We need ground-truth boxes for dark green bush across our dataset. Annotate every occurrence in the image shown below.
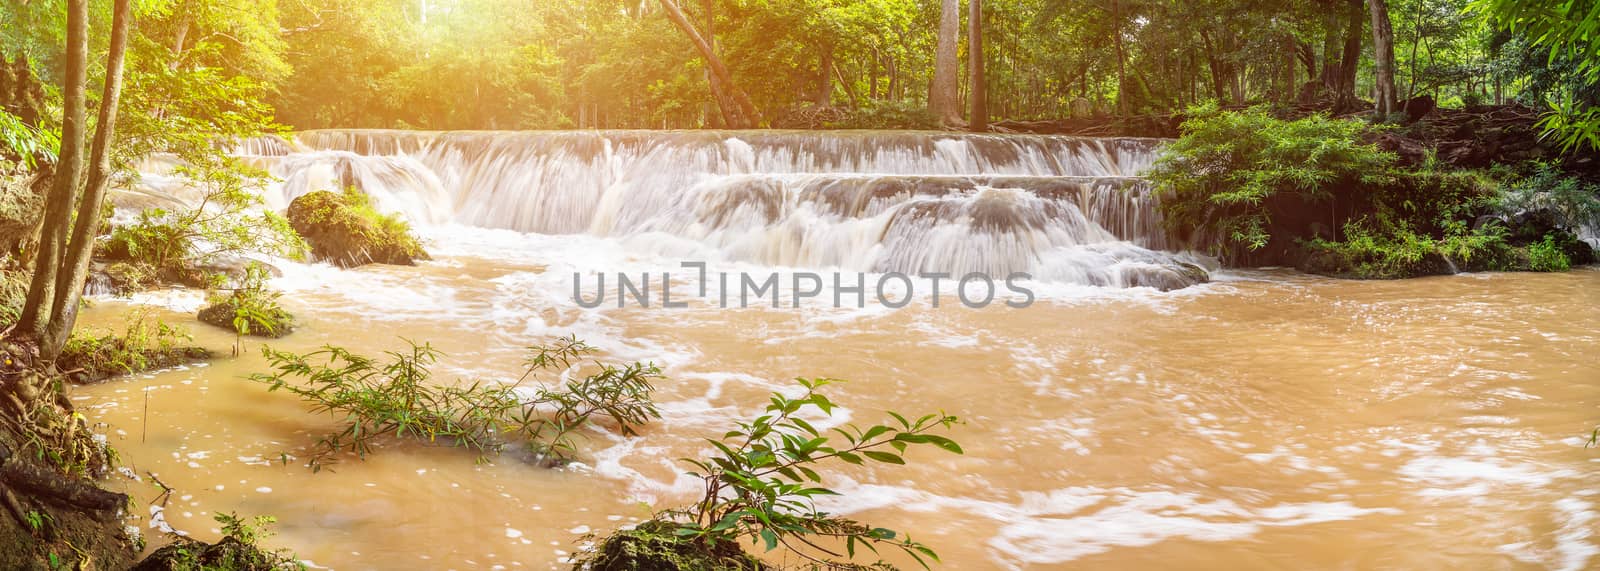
[1147,104,1396,255]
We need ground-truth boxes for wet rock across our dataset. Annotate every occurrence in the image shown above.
[129,537,283,571]
[1123,261,1210,291]
[286,189,429,268]
[197,299,294,338]
[580,520,774,571]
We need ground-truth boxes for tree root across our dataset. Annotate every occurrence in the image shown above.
[0,440,126,515]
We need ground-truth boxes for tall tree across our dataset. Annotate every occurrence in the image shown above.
[1369,0,1398,116]
[13,0,133,360]
[969,0,986,130]
[1336,0,1365,110]
[929,0,961,126]
[658,0,762,128]
[16,0,90,352]
[47,0,133,350]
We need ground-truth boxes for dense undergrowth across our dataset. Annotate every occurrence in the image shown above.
[1150,104,1598,278]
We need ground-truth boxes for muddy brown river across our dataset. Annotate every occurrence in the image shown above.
[83,130,1600,569]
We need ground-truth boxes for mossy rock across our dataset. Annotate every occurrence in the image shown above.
[580,521,772,571]
[129,537,283,571]
[286,189,429,268]
[197,300,295,338]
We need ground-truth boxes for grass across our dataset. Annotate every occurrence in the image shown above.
[56,308,212,383]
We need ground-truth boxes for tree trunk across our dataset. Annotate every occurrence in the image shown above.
[43,0,132,359]
[1337,0,1364,110]
[1320,7,1341,90]
[968,0,986,130]
[1369,0,1397,117]
[928,0,961,126]
[657,0,762,128]
[1112,0,1129,115]
[1200,29,1229,102]
[16,0,89,346]
[816,48,833,106]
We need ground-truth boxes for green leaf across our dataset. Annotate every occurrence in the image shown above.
[862,451,904,464]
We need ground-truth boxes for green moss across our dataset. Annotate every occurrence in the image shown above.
[285,189,428,268]
[578,520,770,571]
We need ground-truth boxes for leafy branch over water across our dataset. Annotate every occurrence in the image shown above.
[581,378,961,570]
[250,335,660,471]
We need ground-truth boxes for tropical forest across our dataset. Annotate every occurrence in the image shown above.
[0,0,1597,569]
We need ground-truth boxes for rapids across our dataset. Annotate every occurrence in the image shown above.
[76,130,1600,570]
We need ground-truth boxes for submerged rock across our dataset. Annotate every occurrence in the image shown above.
[579,520,772,571]
[286,189,429,268]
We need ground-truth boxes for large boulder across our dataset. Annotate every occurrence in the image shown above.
[286,190,429,268]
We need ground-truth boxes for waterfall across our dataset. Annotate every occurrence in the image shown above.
[227,130,1209,289]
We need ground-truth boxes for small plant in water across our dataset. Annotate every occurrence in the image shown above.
[200,261,295,354]
[251,335,660,471]
[151,511,305,570]
[579,378,961,570]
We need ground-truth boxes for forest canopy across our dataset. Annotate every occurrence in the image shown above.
[0,0,1596,140]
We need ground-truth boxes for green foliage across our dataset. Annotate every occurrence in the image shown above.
[102,157,305,283]
[199,262,294,360]
[825,101,942,130]
[1495,161,1600,233]
[1306,214,1508,278]
[58,308,209,381]
[250,335,661,471]
[583,378,960,570]
[577,520,770,571]
[0,109,55,169]
[24,510,47,534]
[1148,105,1396,254]
[1527,234,1573,271]
[1471,0,1600,152]
[0,268,30,324]
[155,512,305,571]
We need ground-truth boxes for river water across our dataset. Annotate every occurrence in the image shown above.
[74,131,1600,570]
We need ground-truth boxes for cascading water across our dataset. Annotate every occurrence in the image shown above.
[233,130,1210,289]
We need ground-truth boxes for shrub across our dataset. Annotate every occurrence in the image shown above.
[823,100,943,130]
[1147,104,1396,255]
[285,188,429,268]
[1304,214,1512,278]
[251,335,659,471]
[581,378,960,570]
[1494,162,1600,237]
[57,308,211,382]
[0,109,56,169]
[100,156,304,283]
[1528,235,1573,271]
[130,512,304,571]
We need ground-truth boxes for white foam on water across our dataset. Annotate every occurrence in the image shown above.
[806,481,1396,569]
